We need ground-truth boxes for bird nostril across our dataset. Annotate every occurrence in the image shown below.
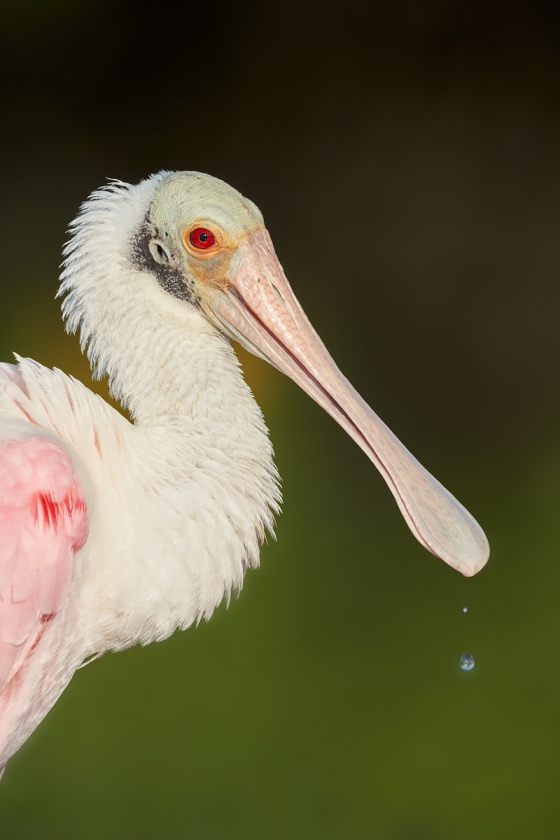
[271,283,285,303]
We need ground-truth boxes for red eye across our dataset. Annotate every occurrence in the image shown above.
[189,228,215,250]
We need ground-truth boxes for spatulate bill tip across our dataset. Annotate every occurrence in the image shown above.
[438,536,490,577]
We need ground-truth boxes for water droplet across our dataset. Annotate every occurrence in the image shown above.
[462,606,468,613]
[460,652,475,671]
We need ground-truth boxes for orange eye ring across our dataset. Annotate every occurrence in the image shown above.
[189,228,215,250]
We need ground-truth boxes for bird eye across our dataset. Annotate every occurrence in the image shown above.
[189,228,216,250]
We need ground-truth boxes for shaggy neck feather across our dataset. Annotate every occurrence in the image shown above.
[58,173,277,487]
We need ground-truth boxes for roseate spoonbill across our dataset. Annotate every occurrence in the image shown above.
[0,171,489,774]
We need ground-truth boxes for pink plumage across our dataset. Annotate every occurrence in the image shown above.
[0,437,87,688]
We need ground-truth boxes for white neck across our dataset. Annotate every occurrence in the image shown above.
[55,177,281,643]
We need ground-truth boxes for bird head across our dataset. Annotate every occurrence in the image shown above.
[62,170,489,577]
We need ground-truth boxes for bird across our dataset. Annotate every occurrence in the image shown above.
[0,171,489,775]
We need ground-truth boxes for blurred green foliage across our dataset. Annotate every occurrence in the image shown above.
[1,1,560,838]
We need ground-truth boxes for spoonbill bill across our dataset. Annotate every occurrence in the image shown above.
[0,171,489,774]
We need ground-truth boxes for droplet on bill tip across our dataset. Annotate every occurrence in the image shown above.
[460,652,475,672]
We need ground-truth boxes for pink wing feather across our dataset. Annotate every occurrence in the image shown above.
[0,436,88,690]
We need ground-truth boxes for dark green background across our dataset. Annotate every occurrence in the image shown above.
[1,2,559,837]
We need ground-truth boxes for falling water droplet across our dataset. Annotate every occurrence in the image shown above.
[462,606,468,613]
[460,652,475,671]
